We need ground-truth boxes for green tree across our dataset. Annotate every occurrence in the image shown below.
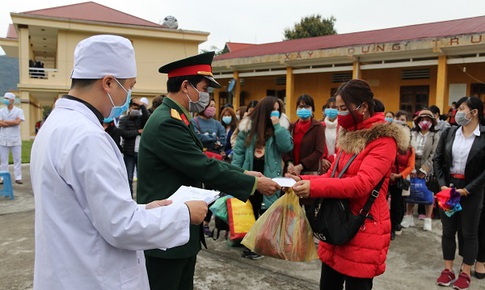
[284,15,337,40]
[200,45,225,55]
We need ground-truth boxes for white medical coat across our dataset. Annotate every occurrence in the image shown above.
[0,106,25,146]
[31,98,190,290]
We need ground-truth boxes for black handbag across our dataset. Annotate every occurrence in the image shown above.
[306,152,385,245]
[394,156,410,190]
[395,177,410,190]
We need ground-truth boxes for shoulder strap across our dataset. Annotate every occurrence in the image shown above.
[359,177,386,219]
[331,150,386,220]
[331,151,357,178]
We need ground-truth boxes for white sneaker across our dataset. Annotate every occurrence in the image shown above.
[401,215,415,228]
[423,218,432,231]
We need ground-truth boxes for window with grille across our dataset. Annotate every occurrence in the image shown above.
[400,86,429,114]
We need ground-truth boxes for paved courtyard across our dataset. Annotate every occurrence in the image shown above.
[1,164,484,289]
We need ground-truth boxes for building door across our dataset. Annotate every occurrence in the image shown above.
[471,83,485,102]
[400,86,429,115]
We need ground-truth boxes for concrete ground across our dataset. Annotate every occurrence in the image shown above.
[1,164,485,289]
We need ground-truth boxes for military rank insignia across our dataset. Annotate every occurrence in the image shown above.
[170,109,182,120]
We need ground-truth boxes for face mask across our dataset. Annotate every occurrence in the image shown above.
[222,116,232,124]
[385,117,393,123]
[455,111,473,126]
[325,108,338,119]
[203,107,216,118]
[186,83,210,113]
[104,78,131,123]
[296,108,312,119]
[337,105,363,131]
[130,109,141,117]
[3,99,10,106]
[418,120,431,131]
[270,110,280,118]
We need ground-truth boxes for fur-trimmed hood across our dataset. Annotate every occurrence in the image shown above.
[337,121,410,155]
[238,116,252,133]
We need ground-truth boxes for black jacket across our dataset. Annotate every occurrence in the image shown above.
[119,106,149,155]
[433,124,485,195]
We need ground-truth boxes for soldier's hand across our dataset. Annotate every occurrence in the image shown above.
[256,176,281,196]
[145,199,173,209]
[245,170,263,177]
[184,200,208,225]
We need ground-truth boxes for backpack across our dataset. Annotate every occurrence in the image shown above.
[306,152,385,245]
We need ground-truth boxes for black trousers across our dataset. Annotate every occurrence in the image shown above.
[440,178,483,265]
[389,184,405,230]
[145,255,197,290]
[320,263,373,290]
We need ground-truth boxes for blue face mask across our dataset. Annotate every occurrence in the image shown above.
[222,116,232,124]
[325,108,338,119]
[385,117,393,123]
[3,99,10,106]
[104,78,131,123]
[270,110,280,118]
[296,108,312,119]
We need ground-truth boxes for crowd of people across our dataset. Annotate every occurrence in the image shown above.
[29,34,485,290]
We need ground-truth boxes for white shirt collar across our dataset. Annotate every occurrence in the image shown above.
[457,124,481,137]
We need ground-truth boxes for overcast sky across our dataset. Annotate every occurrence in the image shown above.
[2,0,485,55]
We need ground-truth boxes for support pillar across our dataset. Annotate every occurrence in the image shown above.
[285,67,295,121]
[435,55,448,112]
[233,71,240,108]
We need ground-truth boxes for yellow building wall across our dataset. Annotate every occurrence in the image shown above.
[293,73,337,121]
[17,29,201,139]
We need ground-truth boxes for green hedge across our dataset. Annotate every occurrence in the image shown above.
[7,140,33,164]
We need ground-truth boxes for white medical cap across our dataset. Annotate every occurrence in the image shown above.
[71,35,137,79]
[4,92,15,100]
[140,97,149,106]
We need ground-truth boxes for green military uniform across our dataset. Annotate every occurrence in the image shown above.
[137,96,257,288]
[138,51,258,290]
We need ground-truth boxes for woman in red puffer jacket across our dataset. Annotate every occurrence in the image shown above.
[290,79,409,290]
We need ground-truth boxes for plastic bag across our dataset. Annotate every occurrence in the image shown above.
[405,177,434,205]
[227,198,255,241]
[242,189,318,262]
[209,195,233,223]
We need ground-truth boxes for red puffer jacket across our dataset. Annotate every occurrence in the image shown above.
[303,114,409,278]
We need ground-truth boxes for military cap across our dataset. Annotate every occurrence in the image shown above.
[158,51,221,88]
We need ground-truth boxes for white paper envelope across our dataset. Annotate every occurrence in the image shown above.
[272,177,296,187]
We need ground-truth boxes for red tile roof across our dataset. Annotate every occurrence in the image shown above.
[216,15,485,60]
[6,24,17,39]
[21,1,161,28]
[225,42,256,52]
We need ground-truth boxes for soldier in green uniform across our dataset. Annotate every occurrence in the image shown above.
[137,51,280,290]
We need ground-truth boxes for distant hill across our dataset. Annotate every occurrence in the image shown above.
[0,55,19,96]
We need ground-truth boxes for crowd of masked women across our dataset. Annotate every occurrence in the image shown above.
[113,79,485,290]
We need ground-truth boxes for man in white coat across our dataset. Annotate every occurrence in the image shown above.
[30,35,208,290]
[0,92,24,184]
